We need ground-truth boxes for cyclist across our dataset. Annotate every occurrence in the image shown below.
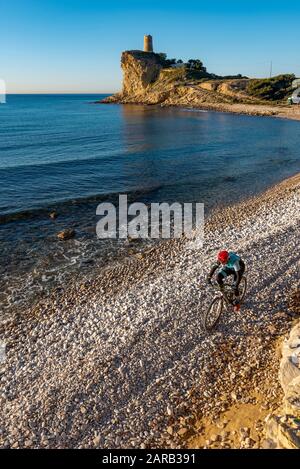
[207,250,245,312]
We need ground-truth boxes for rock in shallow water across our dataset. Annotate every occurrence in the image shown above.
[57,229,76,240]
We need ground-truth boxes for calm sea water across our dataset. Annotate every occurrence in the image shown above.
[1,94,300,317]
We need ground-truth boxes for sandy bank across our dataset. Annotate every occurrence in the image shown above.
[185,102,300,122]
[102,95,300,122]
[168,102,300,122]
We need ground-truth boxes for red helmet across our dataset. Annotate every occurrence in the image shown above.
[218,250,229,263]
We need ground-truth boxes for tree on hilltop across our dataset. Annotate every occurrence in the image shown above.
[186,59,207,72]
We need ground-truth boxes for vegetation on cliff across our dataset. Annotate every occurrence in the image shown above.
[157,53,246,81]
[247,74,295,101]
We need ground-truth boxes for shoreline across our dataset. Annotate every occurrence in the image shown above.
[0,172,299,449]
[161,100,300,122]
[3,163,299,326]
[101,97,300,122]
[2,169,299,326]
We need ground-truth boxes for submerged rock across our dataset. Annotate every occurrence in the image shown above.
[57,229,75,240]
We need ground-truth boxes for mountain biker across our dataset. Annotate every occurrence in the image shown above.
[206,250,245,312]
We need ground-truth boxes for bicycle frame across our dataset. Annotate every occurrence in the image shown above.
[203,277,247,331]
[209,282,235,306]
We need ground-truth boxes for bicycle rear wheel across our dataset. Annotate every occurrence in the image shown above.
[203,296,223,331]
[239,276,247,302]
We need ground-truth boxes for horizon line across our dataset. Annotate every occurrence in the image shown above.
[5,92,113,95]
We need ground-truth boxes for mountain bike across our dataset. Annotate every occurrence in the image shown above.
[203,276,247,332]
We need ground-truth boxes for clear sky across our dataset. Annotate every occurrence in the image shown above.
[2,0,300,93]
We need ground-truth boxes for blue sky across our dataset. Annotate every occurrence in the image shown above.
[2,0,300,93]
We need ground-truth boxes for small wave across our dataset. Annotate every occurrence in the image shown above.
[222,176,238,183]
[1,133,109,152]
[0,185,163,225]
[181,108,208,113]
[268,158,294,165]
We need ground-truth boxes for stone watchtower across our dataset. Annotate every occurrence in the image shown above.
[144,35,153,52]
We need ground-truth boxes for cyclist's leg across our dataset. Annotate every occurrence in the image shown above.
[232,262,246,311]
[240,260,245,277]
[233,271,239,296]
[231,271,241,310]
[234,261,245,296]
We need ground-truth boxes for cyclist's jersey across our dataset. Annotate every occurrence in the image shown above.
[224,252,242,272]
[209,252,243,278]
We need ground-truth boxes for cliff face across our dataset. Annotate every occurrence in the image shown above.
[121,51,162,96]
[102,50,173,104]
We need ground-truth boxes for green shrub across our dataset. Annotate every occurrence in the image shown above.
[186,69,212,80]
[186,59,206,72]
[247,74,295,101]
[157,53,182,68]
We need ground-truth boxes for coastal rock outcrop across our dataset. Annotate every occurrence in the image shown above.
[121,51,162,96]
[57,228,76,240]
[102,51,164,104]
[100,51,258,108]
[102,50,226,106]
[264,318,300,449]
[100,50,300,120]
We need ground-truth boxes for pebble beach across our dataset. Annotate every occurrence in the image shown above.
[0,172,299,449]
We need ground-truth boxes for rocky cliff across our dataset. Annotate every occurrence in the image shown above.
[102,50,238,106]
[101,51,288,118]
[102,50,179,105]
[265,310,300,449]
[100,50,300,120]
[121,51,162,97]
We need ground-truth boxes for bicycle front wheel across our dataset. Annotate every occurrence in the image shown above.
[203,296,223,331]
